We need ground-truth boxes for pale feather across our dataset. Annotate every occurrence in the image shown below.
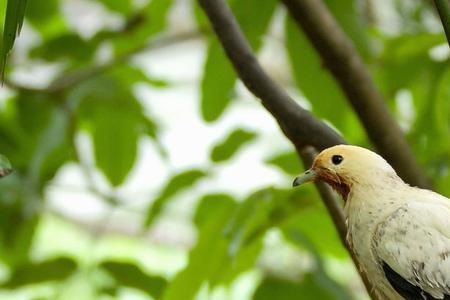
[373,189,450,299]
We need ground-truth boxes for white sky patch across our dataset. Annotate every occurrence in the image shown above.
[429,43,450,62]
[395,89,415,131]
[62,0,124,39]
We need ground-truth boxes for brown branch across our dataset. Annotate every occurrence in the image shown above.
[197,0,345,154]
[197,0,376,297]
[299,146,379,300]
[281,0,430,189]
[434,0,450,48]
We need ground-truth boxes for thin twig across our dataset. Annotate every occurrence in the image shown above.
[434,0,450,47]
[281,0,430,189]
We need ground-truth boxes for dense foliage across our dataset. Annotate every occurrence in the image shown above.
[0,0,448,299]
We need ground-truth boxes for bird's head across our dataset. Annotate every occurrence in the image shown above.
[293,145,397,199]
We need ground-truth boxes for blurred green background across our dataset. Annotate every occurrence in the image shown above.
[0,0,448,299]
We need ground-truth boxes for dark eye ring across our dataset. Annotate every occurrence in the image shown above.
[332,155,343,165]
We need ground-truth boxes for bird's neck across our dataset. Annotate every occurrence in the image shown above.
[344,177,407,224]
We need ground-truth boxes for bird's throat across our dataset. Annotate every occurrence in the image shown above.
[318,172,351,200]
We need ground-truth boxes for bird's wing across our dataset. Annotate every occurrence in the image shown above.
[374,201,450,300]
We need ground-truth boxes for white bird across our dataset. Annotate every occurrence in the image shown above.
[293,145,450,300]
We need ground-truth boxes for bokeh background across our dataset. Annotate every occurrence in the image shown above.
[0,0,448,299]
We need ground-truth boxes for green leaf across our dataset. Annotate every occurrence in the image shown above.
[254,230,353,300]
[25,0,65,37]
[193,193,235,227]
[25,0,58,24]
[1,0,28,78]
[90,103,138,186]
[200,0,277,122]
[226,187,316,252]
[162,194,236,300]
[285,17,349,129]
[0,201,39,266]
[375,33,445,97]
[210,128,256,162]
[99,0,133,15]
[145,169,208,227]
[282,229,353,300]
[100,260,167,298]
[282,204,347,258]
[409,64,450,193]
[76,76,153,186]
[30,34,96,63]
[253,276,338,300]
[2,257,77,288]
[324,0,370,59]
[200,42,235,122]
[112,0,174,55]
[108,65,170,89]
[265,151,301,175]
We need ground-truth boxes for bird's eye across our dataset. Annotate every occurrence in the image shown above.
[331,155,343,165]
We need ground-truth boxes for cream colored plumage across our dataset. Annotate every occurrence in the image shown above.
[293,145,450,300]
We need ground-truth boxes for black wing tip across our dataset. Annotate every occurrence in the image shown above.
[382,261,450,300]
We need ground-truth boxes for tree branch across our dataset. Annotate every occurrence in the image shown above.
[197,0,344,154]
[281,0,430,189]
[434,0,450,47]
[197,0,377,297]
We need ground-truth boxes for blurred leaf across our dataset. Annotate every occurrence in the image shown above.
[29,109,71,189]
[201,42,236,122]
[25,0,57,24]
[112,0,173,54]
[226,187,316,254]
[253,276,337,300]
[145,169,208,227]
[409,64,450,192]
[375,33,445,97]
[285,17,349,128]
[76,76,154,186]
[210,128,256,162]
[99,0,133,15]
[265,151,301,175]
[282,204,347,258]
[90,103,138,186]
[100,260,167,298]
[192,0,212,29]
[30,34,96,63]
[162,194,236,300]
[1,0,27,77]
[283,229,353,300]
[194,193,235,226]
[0,202,39,266]
[254,229,352,300]
[25,0,66,37]
[324,0,370,59]
[0,92,70,188]
[2,257,77,288]
[200,0,277,122]
[109,64,170,88]
[193,194,263,288]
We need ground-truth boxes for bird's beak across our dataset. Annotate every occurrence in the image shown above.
[293,169,317,187]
